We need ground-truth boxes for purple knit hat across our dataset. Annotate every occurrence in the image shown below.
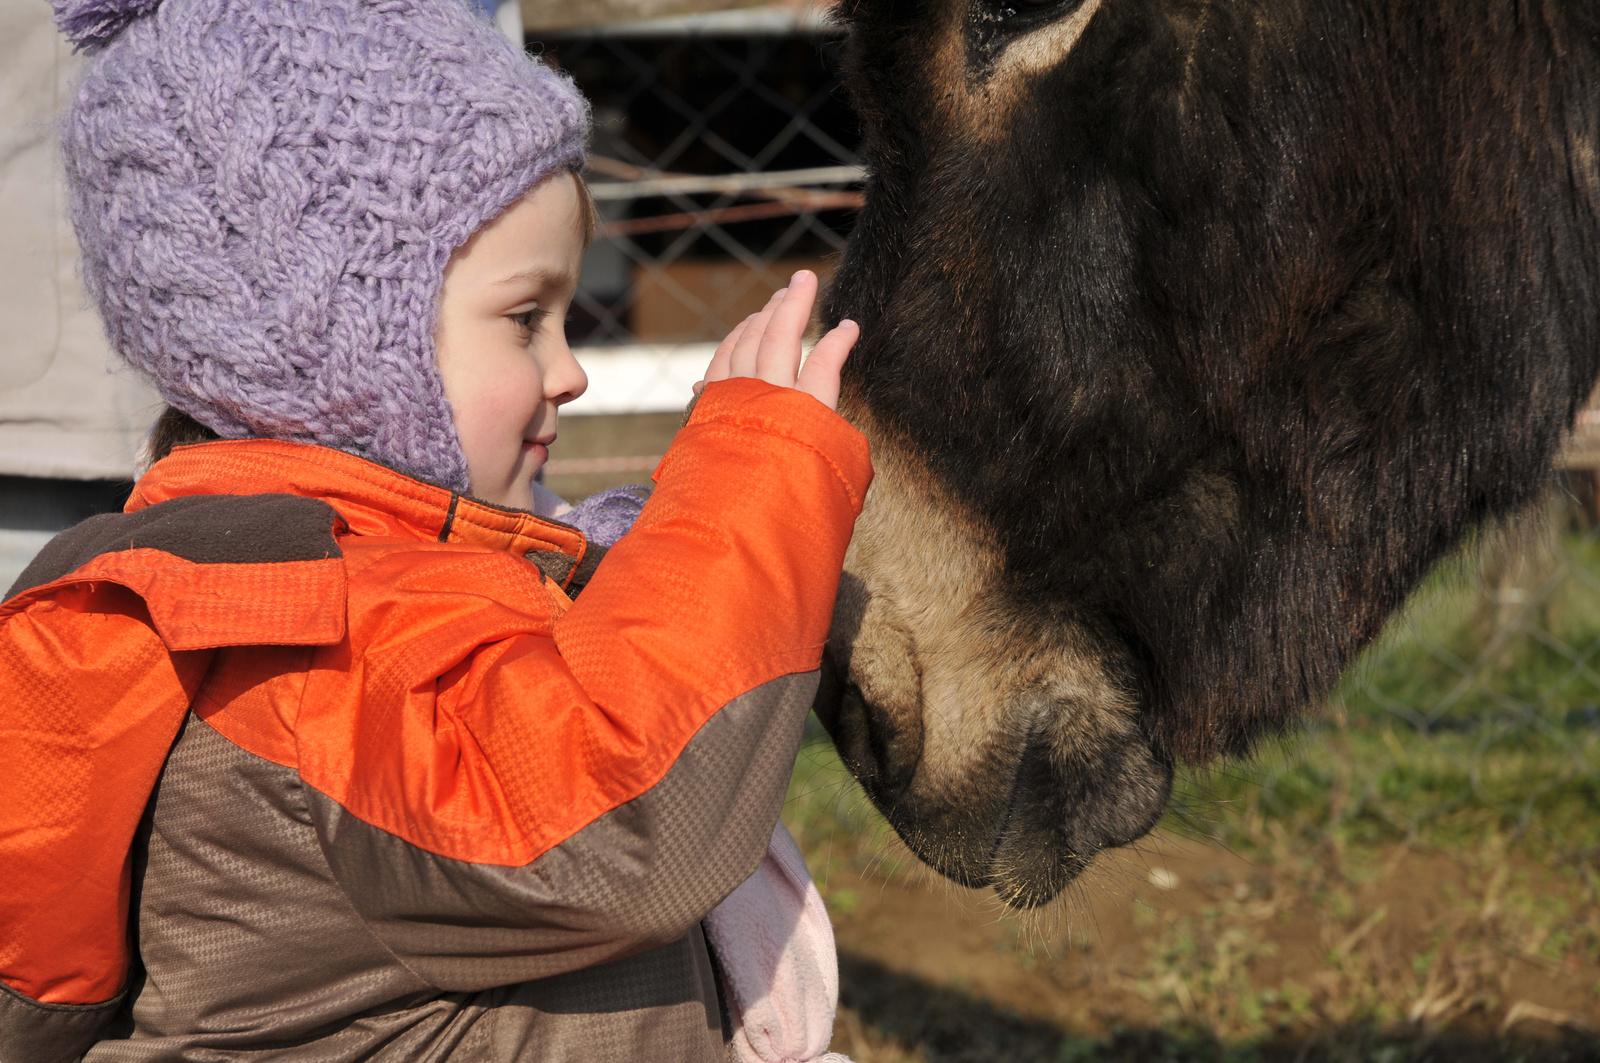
[52,0,590,491]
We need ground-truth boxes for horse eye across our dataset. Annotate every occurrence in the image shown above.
[989,0,1084,20]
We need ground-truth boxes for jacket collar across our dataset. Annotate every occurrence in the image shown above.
[128,439,588,563]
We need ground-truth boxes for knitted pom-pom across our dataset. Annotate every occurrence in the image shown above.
[51,0,162,49]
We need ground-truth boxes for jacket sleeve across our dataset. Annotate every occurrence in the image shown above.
[0,581,213,1051]
[307,379,872,992]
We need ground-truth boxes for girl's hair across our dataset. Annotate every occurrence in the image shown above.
[146,167,598,470]
[573,171,599,245]
[146,406,221,466]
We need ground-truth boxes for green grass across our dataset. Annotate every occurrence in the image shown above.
[1168,721,1600,860]
[789,507,1600,1061]
[790,525,1600,868]
[1172,523,1600,861]
[1341,528,1600,728]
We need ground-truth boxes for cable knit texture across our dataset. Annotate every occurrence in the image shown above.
[563,485,651,548]
[53,0,589,491]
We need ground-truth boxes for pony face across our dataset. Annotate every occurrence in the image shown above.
[819,0,1600,905]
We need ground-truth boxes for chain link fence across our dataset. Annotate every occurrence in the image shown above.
[1183,468,1600,858]
[1343,477,1600,736]
[533,8,860,494]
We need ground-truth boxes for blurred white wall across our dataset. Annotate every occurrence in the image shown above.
[0,2,159,481]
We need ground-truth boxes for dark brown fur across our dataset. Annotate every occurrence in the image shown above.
[817,0,1600,904]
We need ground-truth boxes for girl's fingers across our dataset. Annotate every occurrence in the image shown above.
[730,288,786,378]
[794,319,859,412]
[700,279,851,409]
[701,314,751,386]
[755,270,818,388]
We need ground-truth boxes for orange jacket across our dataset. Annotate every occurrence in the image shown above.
[0,379,870,1061]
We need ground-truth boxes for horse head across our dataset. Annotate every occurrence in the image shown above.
[818,0,1600,906]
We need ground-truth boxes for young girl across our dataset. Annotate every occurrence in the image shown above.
[0,0,868,1060]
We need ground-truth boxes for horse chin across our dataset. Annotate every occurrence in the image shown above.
[818,650,1173,908]
[817,422,1174,907]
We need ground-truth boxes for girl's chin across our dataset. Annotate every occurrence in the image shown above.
[470,450,549,510]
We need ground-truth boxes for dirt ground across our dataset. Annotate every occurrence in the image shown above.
[814,831,1599,1062]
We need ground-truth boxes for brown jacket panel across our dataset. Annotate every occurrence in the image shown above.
[0,981,123,1063]
[483,925,724,1061]
[315,671,816,990]
[85,716,433,1057]
[80,684,805,1059]
[7,492,344,599]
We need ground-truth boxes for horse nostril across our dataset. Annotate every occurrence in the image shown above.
[987,719,1174,907]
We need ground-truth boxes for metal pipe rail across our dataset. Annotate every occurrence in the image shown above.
[586,163,865,201]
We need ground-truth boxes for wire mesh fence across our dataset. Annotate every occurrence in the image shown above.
[1342,481,1600,737]
[536,10,859,429]
[1163,471,1600,861]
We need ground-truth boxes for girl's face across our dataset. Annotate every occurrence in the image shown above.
[434,174,589,510]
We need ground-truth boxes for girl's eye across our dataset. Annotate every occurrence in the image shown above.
[511,307,551,334]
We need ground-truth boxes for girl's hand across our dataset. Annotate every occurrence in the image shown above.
[696,270,858,412]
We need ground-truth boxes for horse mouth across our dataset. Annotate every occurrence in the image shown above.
[816,413,1175,905]
[820,658,1173,908]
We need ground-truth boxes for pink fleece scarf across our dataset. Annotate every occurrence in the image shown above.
[705,823,856,1063]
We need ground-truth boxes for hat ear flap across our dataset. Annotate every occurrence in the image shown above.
[51,0,164,50]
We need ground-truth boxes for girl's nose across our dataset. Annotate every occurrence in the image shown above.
[543,335,588,406]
